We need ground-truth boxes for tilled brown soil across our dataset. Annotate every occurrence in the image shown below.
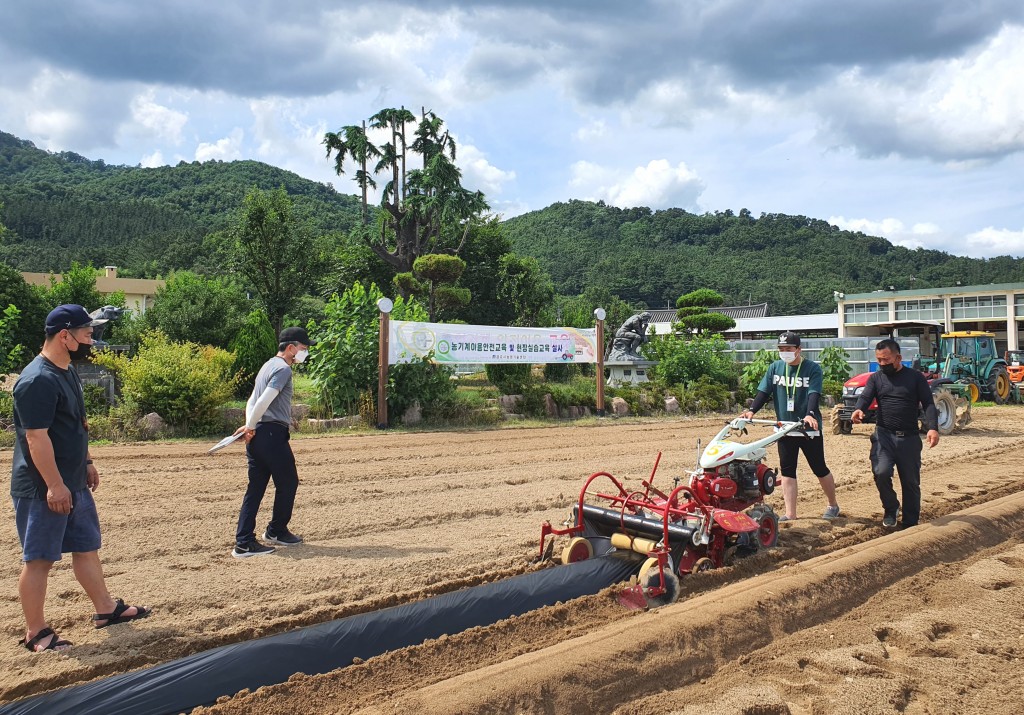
[1,407,1023,713]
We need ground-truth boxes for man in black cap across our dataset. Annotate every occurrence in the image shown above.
[231,326,314,558]
[740,331,841,522]
[11,305,151,652]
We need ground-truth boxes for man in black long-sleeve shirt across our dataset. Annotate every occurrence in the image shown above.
[852,338,939,529]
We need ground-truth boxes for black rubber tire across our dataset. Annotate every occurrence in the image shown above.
[988,366,1010,405]
[931,390,957,436]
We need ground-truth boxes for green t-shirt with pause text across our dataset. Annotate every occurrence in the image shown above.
[756,358,823,425]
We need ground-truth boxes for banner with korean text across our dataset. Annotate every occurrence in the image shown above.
[388,321,600,365]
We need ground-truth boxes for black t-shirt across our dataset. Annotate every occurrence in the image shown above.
[855,366,938,433]
[10,355,89,498]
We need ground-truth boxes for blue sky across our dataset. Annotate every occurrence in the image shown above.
[2,0,1023,258]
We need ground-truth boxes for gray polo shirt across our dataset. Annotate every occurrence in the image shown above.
[247,356,293,427]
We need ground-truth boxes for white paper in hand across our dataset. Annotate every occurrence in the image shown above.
[208,432,243,454]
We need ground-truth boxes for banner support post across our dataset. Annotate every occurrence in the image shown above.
[594,308,606,416]
[376,298,394,429]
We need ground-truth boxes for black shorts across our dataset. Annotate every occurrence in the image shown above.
[776,435,830,479]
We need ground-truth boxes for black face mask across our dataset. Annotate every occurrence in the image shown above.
[66,334,92,361]
[879,363,898,376]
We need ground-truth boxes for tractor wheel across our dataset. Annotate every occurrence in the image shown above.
[988,366,1011,405]
[932,390,957,436]
[747,505,780,549]
[830,405,852,435]
[954,396,972,431]
[638,556,681,607]
[560,537,593,565]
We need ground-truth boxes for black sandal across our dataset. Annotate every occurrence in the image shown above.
[93,598,152,629]
[20,627,72,652]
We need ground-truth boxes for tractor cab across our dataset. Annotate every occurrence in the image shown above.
[936,331,1011,404]
[1005,349,1024,384]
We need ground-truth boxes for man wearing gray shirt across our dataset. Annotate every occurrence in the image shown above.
[231,327,314,558]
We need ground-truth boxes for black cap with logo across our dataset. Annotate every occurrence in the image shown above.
[777,331,801,348]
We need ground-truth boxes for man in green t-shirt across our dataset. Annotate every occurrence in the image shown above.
[740,331,841,522]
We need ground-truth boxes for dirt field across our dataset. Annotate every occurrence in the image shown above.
[1,406,1023,714]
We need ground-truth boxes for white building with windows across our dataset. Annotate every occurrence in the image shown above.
[835,282,1024,356]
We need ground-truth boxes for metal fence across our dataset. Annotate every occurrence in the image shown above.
[728,337,920,375]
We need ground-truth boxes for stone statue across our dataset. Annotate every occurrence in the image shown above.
[89,305,125,347]
[608,311,652,361]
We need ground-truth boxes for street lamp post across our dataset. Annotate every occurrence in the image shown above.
[377,298,393,429]
[594,308,606,416]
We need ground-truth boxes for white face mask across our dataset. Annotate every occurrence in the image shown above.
[293,348,309,364]
[779,350,798,364]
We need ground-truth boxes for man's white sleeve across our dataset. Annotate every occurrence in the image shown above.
[245,387,280,430]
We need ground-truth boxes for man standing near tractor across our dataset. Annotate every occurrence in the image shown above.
[740,331,841,522]
[852,338,939,530]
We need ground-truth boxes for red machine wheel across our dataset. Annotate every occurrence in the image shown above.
[560,537,594,565]
[747,506,779,549]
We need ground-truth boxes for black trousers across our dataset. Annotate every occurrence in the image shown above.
[870,427,922,526]
[235,422,299,545]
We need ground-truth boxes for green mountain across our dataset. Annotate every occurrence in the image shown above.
[501,200,1024,314]
[0,130,362,276]
[3,130,1020,316]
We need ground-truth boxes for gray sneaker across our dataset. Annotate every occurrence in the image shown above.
[823,505,841,520]
[882,514,897,528]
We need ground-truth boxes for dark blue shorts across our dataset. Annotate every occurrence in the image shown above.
[12,488,102,562]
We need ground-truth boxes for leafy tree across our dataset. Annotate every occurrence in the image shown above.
[398,253,469,321]
[322,228,394,300]
[229,308,278,396]
[818,345,852,382]
[496,254,555,327]
[307,281,451,422]
[738,348,776,400]
[0,304,24,372]
[324,108,488,274]
[456,219,516,326]
[646,333,736,387]
[485,363,533,395]
[673,288,736,335]
[93,330,238,433]
[0,261,48,364]
[45,262,106,311]
[231,186,325,335]
[145,271,248,349]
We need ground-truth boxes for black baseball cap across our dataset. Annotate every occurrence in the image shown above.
[777,331,801,348]
[45,304,108,335]
[278,326,315,346]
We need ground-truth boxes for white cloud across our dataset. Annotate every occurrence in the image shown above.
[966,226,1024,256]
[194,128,244,162]
[819,25,1024,160]
[458,143,516,195]
[24,109,81,145]
[574,119,608,142]
[570,159,705,210]
[140,149,164,167]
[829,215,929,249]
[130,90,188,145]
